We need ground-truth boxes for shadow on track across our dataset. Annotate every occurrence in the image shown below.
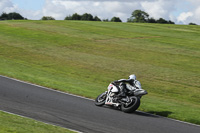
[101,105,171,118]
[147,111,173,117]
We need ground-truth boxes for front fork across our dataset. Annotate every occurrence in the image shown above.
[105,91,120,107]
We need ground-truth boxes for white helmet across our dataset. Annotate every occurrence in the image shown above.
[129,74,136,80]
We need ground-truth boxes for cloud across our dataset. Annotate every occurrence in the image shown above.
[188,6,200,24]
[41,0,67,19]
[37,0,182,22]
[55,0,155,1]
[177,12,193,24]
[39,0,141,21]
[0,0,18,13]
[190,4,200,24]
[141,0,176,20]
[176,0,200,24]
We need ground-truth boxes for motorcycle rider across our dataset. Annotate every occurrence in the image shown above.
[112,74,142,98]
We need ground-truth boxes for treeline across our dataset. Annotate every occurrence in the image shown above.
[64,13,122,22]
[64,11,173,24]
[127,10,175,24]
[40,13,122,22]
[0,12,26,20]
[0,11,198,25]
[65,13,101,21]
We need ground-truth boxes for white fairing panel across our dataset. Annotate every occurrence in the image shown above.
[107,84,113,90]
[135,81,142,89]
[107,84,119,93]
[111,85,119,93]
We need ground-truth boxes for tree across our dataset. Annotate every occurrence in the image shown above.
[94,16,101,21]
[81,13,94,21]
[111,17,122,22]
[64,13,102,21]
[103,19,109,22]
[0,12,8,20]
[156,18,168,24]
[156,18,175,24]
[168,20,175,24]
[41,16,55,20]
[71,13,81,20]
[148,17,157,23]
[0,12,24,20]
[189,22,197,25]
[64,15,72,20]
[127,17,133,23]
[131,10,149,23]
[128,10,175,24]
[8,12,24,20]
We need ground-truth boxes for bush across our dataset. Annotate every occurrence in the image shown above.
[41,16,55,20]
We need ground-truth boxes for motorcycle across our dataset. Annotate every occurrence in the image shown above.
[95,82,147,113]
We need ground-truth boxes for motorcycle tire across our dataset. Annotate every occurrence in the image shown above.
[95,92,107,106]
[121,96,140,113]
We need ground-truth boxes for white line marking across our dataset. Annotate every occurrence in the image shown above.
[0,75,199,127]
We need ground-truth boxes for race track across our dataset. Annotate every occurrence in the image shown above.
[0,75,199,133]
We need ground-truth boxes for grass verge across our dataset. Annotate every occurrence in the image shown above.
[0,111,75,133]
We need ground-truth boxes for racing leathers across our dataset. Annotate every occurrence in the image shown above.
[112,78,142,98]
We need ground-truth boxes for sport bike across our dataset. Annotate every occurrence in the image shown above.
[95,82,147,113]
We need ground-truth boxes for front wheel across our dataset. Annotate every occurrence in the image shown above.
[95,92,107,106]
[121,96,140,113]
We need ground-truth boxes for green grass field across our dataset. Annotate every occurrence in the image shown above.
[0,111,75,133]
[0,20,200,128]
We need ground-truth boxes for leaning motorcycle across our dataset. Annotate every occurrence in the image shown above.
[95,82,147,113]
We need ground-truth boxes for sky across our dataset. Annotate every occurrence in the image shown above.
[0,0,200,24]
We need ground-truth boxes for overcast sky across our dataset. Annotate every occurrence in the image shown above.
[0,0,200,24]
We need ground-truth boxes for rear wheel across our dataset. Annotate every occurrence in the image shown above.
[95,92,107,106]
[121,96,140,113]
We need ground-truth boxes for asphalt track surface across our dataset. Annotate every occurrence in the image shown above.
[0,76,199,133]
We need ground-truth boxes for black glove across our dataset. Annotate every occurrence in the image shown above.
[112,80,119,84]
